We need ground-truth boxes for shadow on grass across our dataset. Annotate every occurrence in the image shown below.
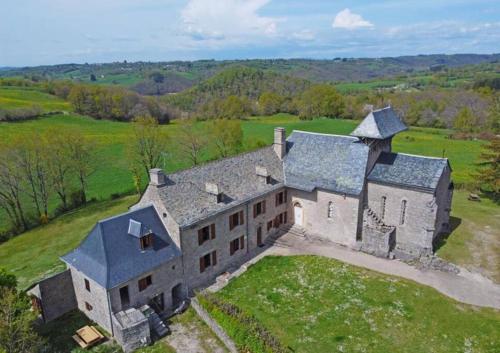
[433,216,462,252]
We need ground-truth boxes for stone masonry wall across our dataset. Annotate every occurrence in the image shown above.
[30,269,77,322]
[289,188,360,247]
[366,182,437,258]
[69,265,113,333]
[108,256,185,314]
[180,188,289,290]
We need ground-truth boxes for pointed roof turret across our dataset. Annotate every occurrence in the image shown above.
[351,106,407,139]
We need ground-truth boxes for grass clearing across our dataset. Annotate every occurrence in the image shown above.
[0,86,70,111]
[213,255,500,353]
[0,196,137,289]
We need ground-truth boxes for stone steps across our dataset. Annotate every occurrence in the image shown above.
[140,305,169,338]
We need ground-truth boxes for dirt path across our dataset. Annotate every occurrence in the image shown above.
[265,233,500,309]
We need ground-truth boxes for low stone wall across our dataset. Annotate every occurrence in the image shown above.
[361,225,395,258]
[191,297,238,353]
[28,269,77,322]
[112,308,151,353]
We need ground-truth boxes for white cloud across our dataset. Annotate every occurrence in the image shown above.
[181,0,279,42]
[332,8,373,30]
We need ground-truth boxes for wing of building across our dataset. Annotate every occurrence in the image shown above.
[29,107,453,351]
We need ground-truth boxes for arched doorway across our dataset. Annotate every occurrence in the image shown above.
[294,202,303,226]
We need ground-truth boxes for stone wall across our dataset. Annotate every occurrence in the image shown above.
[28,269,77,322]
[108,257,185,314]
[433,166,452,239]
[289,188,360,247]
[366,181,437,258]
[69,265,113,333]
[191,298,238,353]
[112,309,151,353]
[180,188,288,290]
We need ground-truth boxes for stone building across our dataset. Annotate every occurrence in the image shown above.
[29,107,453,350]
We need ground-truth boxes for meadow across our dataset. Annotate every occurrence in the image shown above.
[208,256,500,353]
[0,112,496,289]
[0,86,70,111]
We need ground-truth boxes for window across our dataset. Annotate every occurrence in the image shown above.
[274,212,288,227]
[275,190,287,206]
[229,211,244,231]
[138,275,152,292]
[253,200,266,218]
[140,234,153,250]
[327,202,334,219]
[85,302,93,311]
[229,236,245,256]
[400,200,407,225]
[267,220,273,232]
[198,224,215,245]
[120,286,130,308]
[84,278,91,292]
[380,196,386,220]
[199,251,217,273]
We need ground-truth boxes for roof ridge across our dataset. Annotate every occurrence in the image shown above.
[165,145,275,178]
[393,151,448,161]
[291,130,358,140]
[97,222,111,288]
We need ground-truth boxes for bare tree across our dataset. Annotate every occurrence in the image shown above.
[0,145,28,231]
[129,115,169,177]
[177,119,207,166]
[43,130,72,211]
[209,119,243,158]
[66,130,95,204]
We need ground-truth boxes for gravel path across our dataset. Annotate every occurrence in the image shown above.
[267,233,500,309]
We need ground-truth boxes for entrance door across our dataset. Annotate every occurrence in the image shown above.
[119,286,130,309]
[294,203,303,226]
[171,283,183,308]
[257,226,262,246]
[152,293,164,312]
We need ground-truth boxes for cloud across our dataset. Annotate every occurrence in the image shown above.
[292,29,315,41]
[332,8,373,30]
[181,0,279,42]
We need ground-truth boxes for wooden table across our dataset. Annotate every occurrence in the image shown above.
[73,325,104,349]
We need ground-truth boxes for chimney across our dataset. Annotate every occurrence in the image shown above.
[256,165,271,184]
[273,127,286,159]
[205,182,223,203]
[149,168,166,186]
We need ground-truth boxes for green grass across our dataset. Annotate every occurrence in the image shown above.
[213,256,500,353]
[0,113,496,286]
[0,196,137,289]
[0,86,70,111]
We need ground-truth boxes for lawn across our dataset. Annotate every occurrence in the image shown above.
[0,195,137,289]
[0,86,70,111]
[211,255,500,353]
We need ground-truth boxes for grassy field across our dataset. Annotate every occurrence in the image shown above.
[211,256,500,353]
[0,86,70,111]
[0,113,497,288]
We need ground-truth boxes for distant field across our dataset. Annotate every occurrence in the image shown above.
[0,86,70,111]
[211,256,500,353]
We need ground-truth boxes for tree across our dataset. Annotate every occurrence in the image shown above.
[0,269,16,289]
[66,131,95,204]
[258,92,284,115]
[209,119,243,158]
[177,119,207,166]
[219,96,252,119]
[0,144,28,231]
[0,277,44,353]
[14,136,51,223]
[129,116,168,176]
[43,130,72,211]
[487,93,500,133]
[453,107,477,132]
[297,84,344,120]
[90,74,97,82]
[476,138,500,200]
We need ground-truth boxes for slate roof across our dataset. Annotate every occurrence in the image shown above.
[283,131,370,195]
[368,152,449,191]
[61,205,181,289]
[350,107,407,139]
[156,146,283,228]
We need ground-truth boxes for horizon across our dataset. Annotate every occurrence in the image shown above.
[1,0,500,67]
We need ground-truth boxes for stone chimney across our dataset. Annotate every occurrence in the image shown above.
[149,168,166,186]
[205,182,223,203]
[273,127,286,159]
[256,165,271,184]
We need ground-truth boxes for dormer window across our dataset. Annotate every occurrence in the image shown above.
[140,233,153,250]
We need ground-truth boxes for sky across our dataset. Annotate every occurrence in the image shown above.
[1,0,499,67]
